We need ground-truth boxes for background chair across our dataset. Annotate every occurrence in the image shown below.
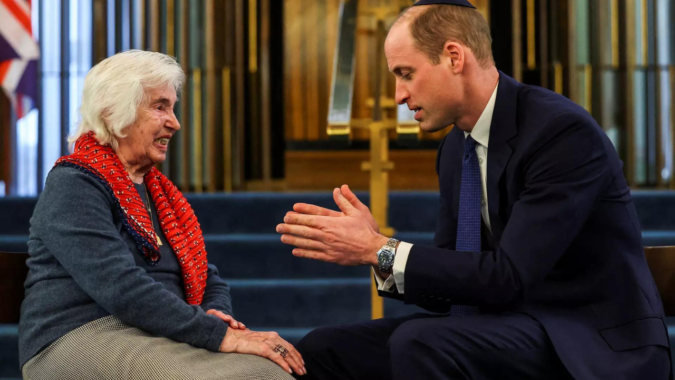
[0,251,29,324]
[645,246,675,316]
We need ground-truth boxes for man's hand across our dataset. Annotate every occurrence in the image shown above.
[277,184,388,266]
[291,185,380,233]
[220,328,306,375]
[206,309,246,330]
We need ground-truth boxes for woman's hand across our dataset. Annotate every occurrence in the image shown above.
[206,309,246,330]
[220,328,306,375]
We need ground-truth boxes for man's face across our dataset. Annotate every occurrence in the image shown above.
[385,21,461,132]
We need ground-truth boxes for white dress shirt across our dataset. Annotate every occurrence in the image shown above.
[375,82,499,294]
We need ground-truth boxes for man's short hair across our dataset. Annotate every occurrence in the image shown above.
[400,5,494,68]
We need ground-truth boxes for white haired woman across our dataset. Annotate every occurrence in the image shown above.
[19,50,304,379]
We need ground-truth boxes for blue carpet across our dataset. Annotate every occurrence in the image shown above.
[0,326,19,378]
[0,190,674,377]
[2,190,673,235]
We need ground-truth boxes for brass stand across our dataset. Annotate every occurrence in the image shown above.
[327,0,417,319]
[360,120,396,320]
[348,117,397,318]
[353,5,400,319]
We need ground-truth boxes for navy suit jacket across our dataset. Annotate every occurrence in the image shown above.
[383,72,671,378]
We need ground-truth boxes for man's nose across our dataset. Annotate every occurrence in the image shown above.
[395,82,409,105]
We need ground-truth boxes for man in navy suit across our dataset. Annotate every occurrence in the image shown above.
[276,0,671,378]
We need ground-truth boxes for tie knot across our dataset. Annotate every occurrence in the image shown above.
[464,135,477,155]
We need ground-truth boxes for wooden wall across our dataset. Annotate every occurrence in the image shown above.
[284,0,338,142]
[283,0,490,143]
[282,0,490,190]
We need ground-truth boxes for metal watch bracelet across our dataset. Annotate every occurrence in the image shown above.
[377,238,400,274]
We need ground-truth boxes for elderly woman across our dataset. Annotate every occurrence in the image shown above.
[19,50,304,379]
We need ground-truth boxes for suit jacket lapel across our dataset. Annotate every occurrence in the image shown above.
[486,72,519,244]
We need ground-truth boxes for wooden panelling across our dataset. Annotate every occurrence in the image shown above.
[284,0,307,140]
[473,0,489,25]
[285,150,440,190]
[352,12,376,141]
[322,0,340,140]
[304,0,321,140]
[283,0,479,144]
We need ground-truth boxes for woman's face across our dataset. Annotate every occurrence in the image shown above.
[116,85,180,169]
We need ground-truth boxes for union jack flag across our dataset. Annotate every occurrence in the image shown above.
[0,0,39,119]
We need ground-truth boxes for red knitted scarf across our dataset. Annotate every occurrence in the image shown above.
[55,132,208,305]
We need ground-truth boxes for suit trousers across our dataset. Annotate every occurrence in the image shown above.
[295,312,573,380]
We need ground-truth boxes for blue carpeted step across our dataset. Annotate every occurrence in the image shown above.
[182,191,675,233]
[187,192,435,234]
[2,190,674,235]
[0,236,27,253]
[190,190,675,232]
[633,191,675,231]
[229,278,426,327]
[204,234,367,279]
[0,234,366,279]
[229,278,371,326]
[0,197,35,236]
[0,325,19,378]
[3,230,675,278]
[642,231,675,246]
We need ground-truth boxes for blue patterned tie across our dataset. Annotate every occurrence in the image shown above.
[452,135,481,316]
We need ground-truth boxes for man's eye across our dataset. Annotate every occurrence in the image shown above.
[401,73,411,80]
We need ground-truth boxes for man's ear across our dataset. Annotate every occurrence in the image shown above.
[443,42,464,73]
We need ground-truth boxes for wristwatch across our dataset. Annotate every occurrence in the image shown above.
[377,238,400,274]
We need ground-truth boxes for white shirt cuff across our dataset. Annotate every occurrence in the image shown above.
[392,242,413,294]
[373,267,397,292]
[372,241,413,294]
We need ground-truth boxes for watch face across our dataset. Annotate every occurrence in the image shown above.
[378,248,394,268]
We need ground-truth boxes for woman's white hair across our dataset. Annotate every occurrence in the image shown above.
[69,50,185,149]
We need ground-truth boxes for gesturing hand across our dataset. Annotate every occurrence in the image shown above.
[206,309,246,330]
[291,184,380,233]
[277,184,388,267]
[219,328,306,376]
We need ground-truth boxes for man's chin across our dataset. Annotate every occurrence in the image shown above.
[419,120,450,133]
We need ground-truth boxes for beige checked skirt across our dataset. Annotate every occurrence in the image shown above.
[22,316,294,380]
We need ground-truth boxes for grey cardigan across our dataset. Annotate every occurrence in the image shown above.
[18,166,232,368]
